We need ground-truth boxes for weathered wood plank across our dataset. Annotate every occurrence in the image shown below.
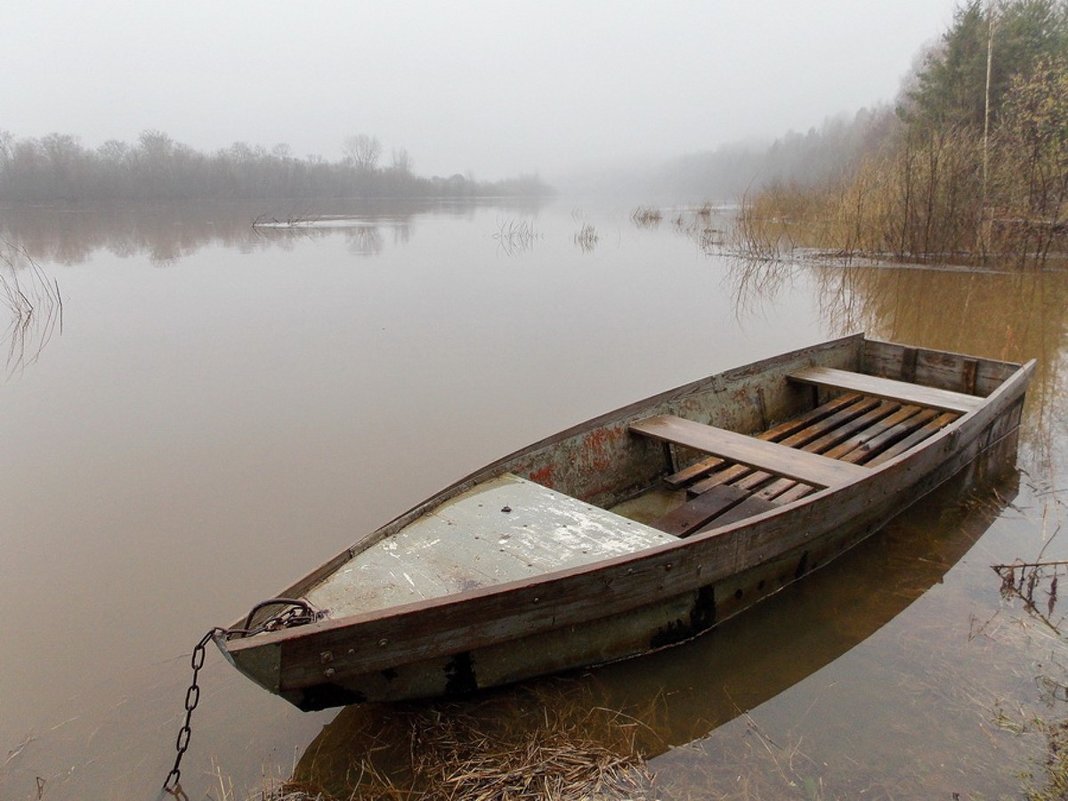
[861,339,1018,396]
[820,405,922,460]
[663,454,730,489]
[663,392,862,488]
[630,415,868,488]
[800,399,900,453]
[866,412,958,466]
[696,495,779,532]
[772,481,819,505]
[840,408,940,464]
[788,366,982,413]
[649,484,750,537]
[688,463,757,495]
[769,408,947,503]
[757,479,816,501]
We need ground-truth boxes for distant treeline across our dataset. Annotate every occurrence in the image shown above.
[563,109,890,202]
[740,0,1068,268]
[661,110,887,199]
[0,130,552,202]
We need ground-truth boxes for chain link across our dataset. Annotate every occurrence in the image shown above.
[161,599,325,797]
[162,627,223,796]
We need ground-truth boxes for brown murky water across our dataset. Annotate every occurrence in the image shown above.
[1,200,1065,800]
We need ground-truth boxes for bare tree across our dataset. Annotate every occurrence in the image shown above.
[343,133,381,171]
[391,147,413,174]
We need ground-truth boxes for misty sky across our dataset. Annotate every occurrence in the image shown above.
[4,1,962,179]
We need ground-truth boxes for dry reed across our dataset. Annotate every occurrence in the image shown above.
[282,681,659,801]
[492,218,539,256]
[0,239,63,377]
[573,223,598,252]
[631,207,662,229]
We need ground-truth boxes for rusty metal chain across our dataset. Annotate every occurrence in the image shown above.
[161,626,224,797]
[161,599,325,797]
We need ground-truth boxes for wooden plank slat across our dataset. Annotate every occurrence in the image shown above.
[800,399,900,453]
[662,392,863,488]
[649,484,749,537]
[696,495,779,532]
[866,412,958,466]
[821,405,927,461]
[840,408,939,464]
[663,455,731,489]
[757,479,817,501]
[769,409,949,505]
[753,401,907,503]
[687,462,757,495]
[788,366,982,413]
[630,415,868,488]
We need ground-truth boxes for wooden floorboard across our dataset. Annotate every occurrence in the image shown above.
[696,495,779,532]
[769,409,953,505]
[649,484,749,537]
[822,405,922,461]
[752,403,924,502]
[773,482,818,505]
[840,408,939,464]
[867,411,958,466]
[689,463,757,495]
[801,400,901,453]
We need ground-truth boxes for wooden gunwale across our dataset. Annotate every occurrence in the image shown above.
[226,352,1034,695]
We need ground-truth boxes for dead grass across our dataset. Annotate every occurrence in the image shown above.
[280,681,659,801]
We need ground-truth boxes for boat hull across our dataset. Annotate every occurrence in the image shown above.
[223,335,1032,710]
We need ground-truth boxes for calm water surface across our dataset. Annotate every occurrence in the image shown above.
[1,200,1066,800]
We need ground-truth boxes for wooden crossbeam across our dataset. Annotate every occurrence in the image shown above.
[630,415,868,489]
[788,367,981,414]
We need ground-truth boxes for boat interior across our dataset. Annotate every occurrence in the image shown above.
[300,339,1017,621]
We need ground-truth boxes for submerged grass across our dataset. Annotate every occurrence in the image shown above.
[492,218,539,256]
[573,223,599,253]
[631,207,662,229]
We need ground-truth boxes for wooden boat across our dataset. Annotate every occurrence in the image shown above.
[219,334,1034,711]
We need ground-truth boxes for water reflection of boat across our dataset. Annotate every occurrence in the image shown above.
[219,334,1033,711]
[288,470,1019,796]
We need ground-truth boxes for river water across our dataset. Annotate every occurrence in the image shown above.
[1,199,1065,800]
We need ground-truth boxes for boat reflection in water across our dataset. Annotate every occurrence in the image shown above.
[286,469,1017,799]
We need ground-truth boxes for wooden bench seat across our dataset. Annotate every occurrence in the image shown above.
[788,366,981,414]
[630,415,868,489]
